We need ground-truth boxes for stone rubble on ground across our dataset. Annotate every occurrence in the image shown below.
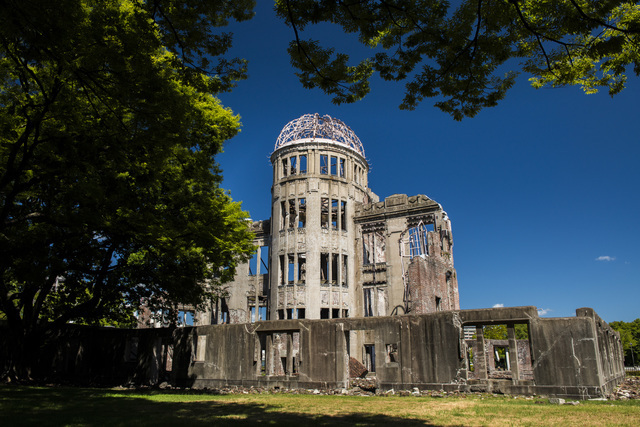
[136,376,640,400]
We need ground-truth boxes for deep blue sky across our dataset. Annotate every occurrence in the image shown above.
[216,3,639,323]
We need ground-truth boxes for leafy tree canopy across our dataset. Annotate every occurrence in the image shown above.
[276,0,640,120]
[0,0,256,379]
[610,319,640,366]
[482,323,529,340]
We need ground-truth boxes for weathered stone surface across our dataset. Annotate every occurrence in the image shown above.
[3,306,624,400]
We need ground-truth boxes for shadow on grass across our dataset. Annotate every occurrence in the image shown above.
[0,385,437,426]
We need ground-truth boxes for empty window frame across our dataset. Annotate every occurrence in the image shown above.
[280,201,286,230]
[248,251,259,276]
[342,309,349,318]
[297,254,306,283]
[288,199,296,228]
[331,199,338,228]
[297,308,306,319]
[321,198,329,228]
[435,296,442,311]
[279,255,285,286]
[298,198,306,228]
[494,346,509,371]
[407,222,434,258]
[340,200,347,231]
[250,245,268,276]
[282,158,288,178]
[341,255,348,287]
[364,344,376,372]
[320,154,328,174]
[339,158,345,177]
[332,308,340,319]
[364,287,374,317]
[320,253,329,284]
[286,308,293,319]
[362,231,386,265]
[330,254,338,284]
[250,306,267,322]
[259,245,269,273]
[330,156,337,175]
[278,309,285,320]
[299,154,307,174]
[288,254,295,284]
[289,156,297,175]
[386,343,398,363]
[177,310,194,327]
[320,308,330,319]
[220,298,229,324]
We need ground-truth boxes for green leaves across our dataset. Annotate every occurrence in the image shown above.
[0,1,255,340]
[277,0,640,120]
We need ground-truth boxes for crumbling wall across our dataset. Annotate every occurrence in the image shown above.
[1,306,623,399]
[407,256,458,314]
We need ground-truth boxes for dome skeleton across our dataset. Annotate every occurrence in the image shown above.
[274,113,365,158]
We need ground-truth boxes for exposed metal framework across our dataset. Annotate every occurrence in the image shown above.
[398,220,431,314]
[274,113,365,157]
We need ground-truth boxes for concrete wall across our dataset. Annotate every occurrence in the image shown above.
[5,306,623,399]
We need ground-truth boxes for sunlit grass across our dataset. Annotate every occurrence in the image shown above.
[1,385,639,426]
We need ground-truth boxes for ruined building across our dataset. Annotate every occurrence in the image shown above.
[11,114,622,399]
[195,113,459,326]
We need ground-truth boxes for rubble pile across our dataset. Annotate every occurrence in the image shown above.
[149,376,640,400]
[610,376,640,400]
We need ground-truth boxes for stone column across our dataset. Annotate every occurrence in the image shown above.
[507,323,520,381]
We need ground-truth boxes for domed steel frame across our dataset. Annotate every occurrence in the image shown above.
[274,113,365,157]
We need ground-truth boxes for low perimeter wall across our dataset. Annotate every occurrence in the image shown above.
[1,306,624,399]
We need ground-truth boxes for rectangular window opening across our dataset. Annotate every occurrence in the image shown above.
[220,298,229,324]
[331,253,338,284]
[297,308,306,319]
[290,156,297,175]
[259,245,269,274]
[364,344,376,372]
[341,255,348,287]
[386,343,398,363]
[278,309,285,320]
[332,308,340,319]
[320,253,329,284]
[298,198,306,228]
[320,154,328,174]
[331,199,338,229]
[299,155,307,174]
[280,201,286,231]
[287,254,295,284]
[279,255,285,286]
[248,251,259,276]
[339,158,345,177]
[340,201,347,231]
[282,158,288,177]
[436,297,442,311]
[321,198,329,228]
[288,200,296,228]
[320,308,330,319]
[494,346,510,371]
[364,288,373,317]
[297,254,306,284]
[286,308,293,319]
[330,156,337,175]
[342,309,349,318]
[177,310,195,327]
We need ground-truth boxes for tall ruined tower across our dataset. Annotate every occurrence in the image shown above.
[187,113,458,327]
[269,114,378,320]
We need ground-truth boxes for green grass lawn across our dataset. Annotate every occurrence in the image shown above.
[1,384,639,426]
